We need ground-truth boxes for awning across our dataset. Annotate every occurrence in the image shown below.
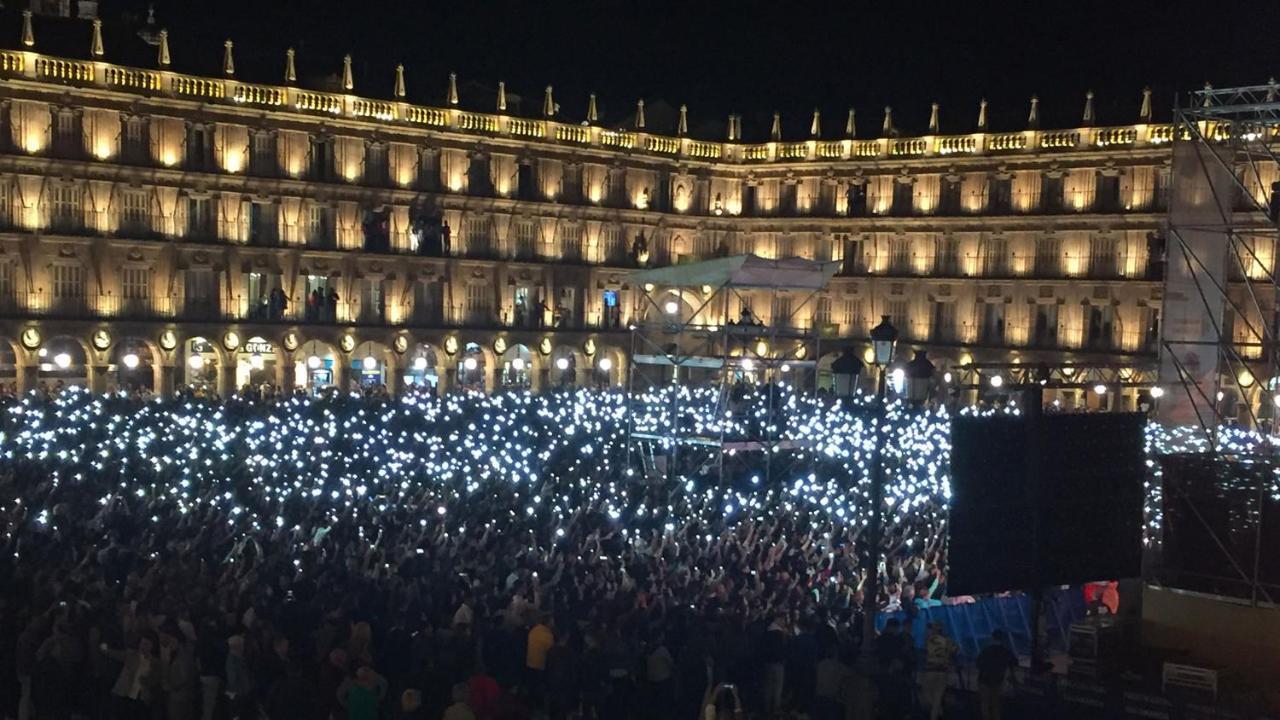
[630,254,841,290]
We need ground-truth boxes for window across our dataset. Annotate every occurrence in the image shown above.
[774,295,794,328]
[413,280,443,324]
[249,202,279,246]
[307,204,333,248]
[250,132,277,176]
[980,302,1006,345]
[939,178,961,214]
[187,196,215,239]
[365,143,389,186]
[845,184,867,217]
[49,182,81,232]
[1089,235,1119,278]
[559,222,582,262]
[1033,304,1058,347]
[891,181,914,216]
[841,235,865,275]
[935,235,961,275]
[465,218,492,257]
[742,184,759,216]
[1087,305,1115,350]
[692,234,717,260]
[359,279,385,323]
[53,109,80,158]
[0,179,10,228]
[184,269,217,318]
[119,189,149,235]
[465,283,492,324]
[185,124,213,171]
[514,220,537,260]
[889,236,912,274]
[930,301,956,342]
[887,299,910,339]
[814,296,832,327]
[780,183,798,216]
[602,225,625,264]
[0,262,13,306]
[988,176,1012,214]
[1041,175,1064,213]
[122,116,148,163]
[1095,174,1121,212]
[1141,307,1160,352]
[308,135,333,180]
[1035,236,1062,277]
[51,264,85,312]
[981,236,1010,276]
[842,298,864,335]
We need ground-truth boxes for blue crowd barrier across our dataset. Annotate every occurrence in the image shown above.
[875,588,1087,661]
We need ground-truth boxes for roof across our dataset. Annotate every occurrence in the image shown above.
[630,254,840,290]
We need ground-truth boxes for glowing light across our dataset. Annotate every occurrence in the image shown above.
[53,353,71,369]
[598,357,613,372]
[512,358,527,371]
[463,357,478,371]
[1094,384,1107,396]
[250,354,265,371]
[942,372,953,384]
[1150,386,1164,399]
[307,356,322,370]
[188,355,205,370]
[414,357,428,371]
[362,356,378,371]
[664,300,680,315]
[122,353,140,369]
[989,375,1003,388]
[555,357,570,371]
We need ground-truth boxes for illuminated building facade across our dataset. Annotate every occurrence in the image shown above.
[0,13,1272,408]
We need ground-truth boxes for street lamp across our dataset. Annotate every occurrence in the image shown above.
[869,315,899,368]
[861,314,897,671]
[905,350,936,404]
[830,346,865,398]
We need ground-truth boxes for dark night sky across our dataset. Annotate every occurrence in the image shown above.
[77,0,1280,139]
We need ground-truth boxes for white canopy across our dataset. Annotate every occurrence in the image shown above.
[630,255,840,290]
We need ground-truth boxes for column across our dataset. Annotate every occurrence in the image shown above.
[158,364,176,397]
[90,364,109,393]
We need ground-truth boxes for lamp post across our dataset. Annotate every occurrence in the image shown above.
[904,350,935,405]
[830,346,865,398]
[860,315,898,667]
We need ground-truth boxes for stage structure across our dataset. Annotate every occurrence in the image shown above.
[1159,82,1280,439]
[625,255,839,485]
[1153,82,1280,606]
[949,362,1159,411]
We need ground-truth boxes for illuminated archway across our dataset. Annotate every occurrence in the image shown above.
[351,340,394,389]
[295,339,339,395]
[180,336,221,392]
[500,343,534,390]
[403,343,441,392]
[234,336,283,392]
[457,342,487,391]
[112,337,158,392]
[36,336,88,388]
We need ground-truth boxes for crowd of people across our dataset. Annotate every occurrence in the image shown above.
[0,384,1123,720]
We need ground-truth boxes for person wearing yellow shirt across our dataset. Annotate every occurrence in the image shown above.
[524,614,555,708]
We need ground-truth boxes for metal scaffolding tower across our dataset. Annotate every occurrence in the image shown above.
[1154,82,1280,605]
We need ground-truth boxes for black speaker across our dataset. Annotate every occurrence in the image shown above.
[948,412,1146,595]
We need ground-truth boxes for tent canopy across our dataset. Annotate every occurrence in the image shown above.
[630,254,840,290]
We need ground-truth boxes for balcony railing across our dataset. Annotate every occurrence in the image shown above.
[0,47,1194,182]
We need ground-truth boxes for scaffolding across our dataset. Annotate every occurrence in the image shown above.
[624,255,838,486]
[1159,82,1280,439]
[1153,82,1280,605]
